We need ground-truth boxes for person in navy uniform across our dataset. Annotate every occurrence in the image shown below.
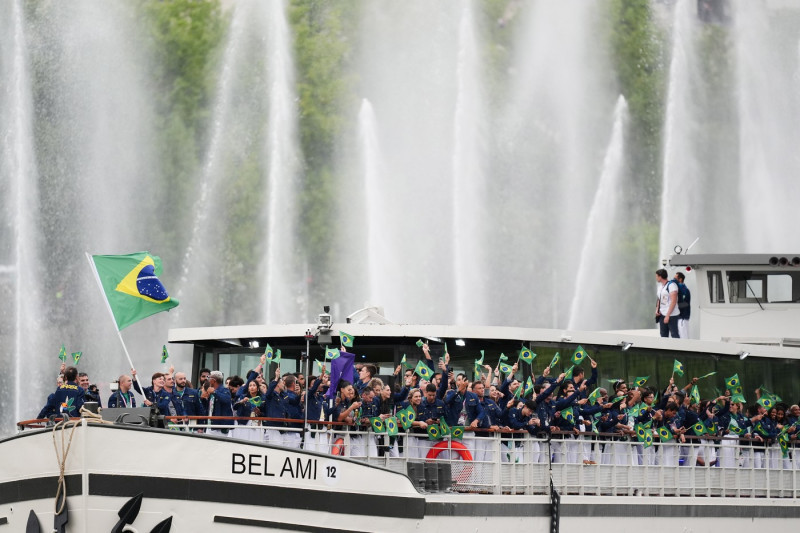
[174,371,206,419]
[78,372,102,407]
[200,370,233,435]
[282,374,303,449]
[304,371,329,452]
[263,366,289,445]
[107,374,137,408]
[39,366,85,419]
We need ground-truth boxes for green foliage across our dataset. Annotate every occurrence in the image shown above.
[607,0,666,216]
[289,0,358,295]
[138,0,226,262]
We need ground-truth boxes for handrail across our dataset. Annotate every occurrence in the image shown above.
[18,415,788,445]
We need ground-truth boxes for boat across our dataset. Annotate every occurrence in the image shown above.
[3,253,800,532]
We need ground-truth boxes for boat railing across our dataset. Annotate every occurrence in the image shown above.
[17,415,800,498]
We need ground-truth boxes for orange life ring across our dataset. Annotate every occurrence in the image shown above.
[426,440,473,484]
[331,437,345,456]
[426,440,474,461]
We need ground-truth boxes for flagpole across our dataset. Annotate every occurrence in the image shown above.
[84,252,145,400]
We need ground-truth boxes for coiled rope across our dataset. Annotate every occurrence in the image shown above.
[51,408,110,514]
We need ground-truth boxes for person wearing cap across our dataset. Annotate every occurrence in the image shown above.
[200,370,233,436]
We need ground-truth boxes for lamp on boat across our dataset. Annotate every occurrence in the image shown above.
[738,351,750,360]
[249,340,259,349]
[620,341,633,351]
[455,339,465,347]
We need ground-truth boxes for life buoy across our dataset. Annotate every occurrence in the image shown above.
[426,440,474,461]
[426,440,474,484]
[331,437,345,456]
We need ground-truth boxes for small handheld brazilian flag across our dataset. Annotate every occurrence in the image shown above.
[673,359,684,377]
[249,396,263,407]
[690,384,700,405]
[273,349,282,364]
[325,346,340,360]
[397,409,410,429]
[414,360,433,380]
[779,432,790,458]
[451,426,465,440]
[759,385,782,403]
[499,353,508,363]
[548,352,560,368]
[562,407,575,425]
[730,386,746,404]
[512,383,523,399]
[427,424,442,440]
[523,377,534,397]
[635,423,653,448]
[571,345,587,365]
[72,351,82,365]
[658,426,674,441]
[519,346,535,365]
[370,417,386,433]
[385,417,399,436]
[401,354,412,369]
[697,371,716,380]
[264,344,274,361]
[499,362,513,375]
[633,376,649,387]
[161,345,169,364]
[416,339,425,348]
[340,331,354,348]
[588,387,603,405]
[725,373,740,389]
[692,420,707,436]
[315,360,325,374]
[440,418,451,437]
[757,396,775,409]
[58,344,68,362]
[728,419,744,435]
[564,365,575,380]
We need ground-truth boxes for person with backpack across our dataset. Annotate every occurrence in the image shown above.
[674,272,691,338]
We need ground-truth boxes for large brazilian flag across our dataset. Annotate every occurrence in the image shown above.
[90,252,179,330]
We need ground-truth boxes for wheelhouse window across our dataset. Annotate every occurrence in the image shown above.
[727,271,800,304]
[708,271,724,303]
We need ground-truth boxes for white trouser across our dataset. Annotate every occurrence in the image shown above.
[264,428,284,446]
[349,435,366,458]
[660,442,678,466]
[284,431,302,449]
[642,444,657,465]
[613,441,630,466]
[677,318,689,339]
[718,435,738,468]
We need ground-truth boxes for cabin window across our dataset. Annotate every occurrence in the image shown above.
[708,271,724,303]
[727,271,800,304]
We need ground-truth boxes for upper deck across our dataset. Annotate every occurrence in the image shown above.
[667,253,800,345]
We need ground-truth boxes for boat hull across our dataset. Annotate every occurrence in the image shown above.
[2,422,799,532]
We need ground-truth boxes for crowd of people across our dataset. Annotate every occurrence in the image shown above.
[38,343,798,470]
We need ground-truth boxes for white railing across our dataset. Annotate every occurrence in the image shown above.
[179,422,800,498]
[21,416,800,498]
